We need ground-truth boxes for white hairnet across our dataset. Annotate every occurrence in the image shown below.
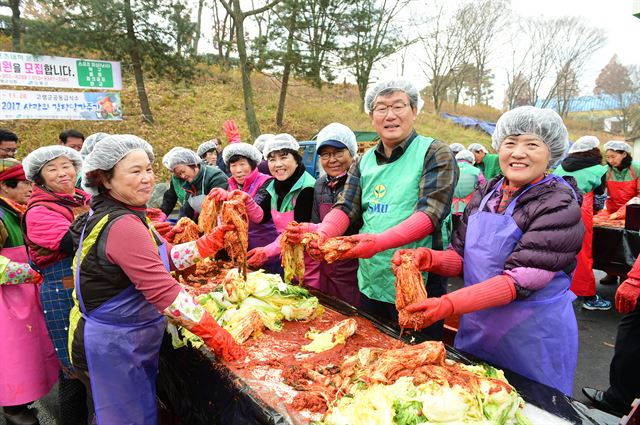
[604,140,632,154]
[81,135,154,195]
[455,149,475,164]
[253,134,274,154]
[568,136,600,154]
[222,142,262,165]
[80,132,110,159]
[316,123,357,157]
[363,78,424,114]
[263,133,299,159]
[491,106,569,166]
[162,147,200,171]
[23,145,83,182]
[196,140,220,158]
[449,143,465,154]
[467,143,489,153]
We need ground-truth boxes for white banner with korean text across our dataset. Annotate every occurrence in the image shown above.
[0,90,122,120]
[0,52,122,90]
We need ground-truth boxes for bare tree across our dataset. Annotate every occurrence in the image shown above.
[219,0,281,139]
[192,0,205,55]
[418,2,469,113]
[124,0,154,123]
[212,0,235,66]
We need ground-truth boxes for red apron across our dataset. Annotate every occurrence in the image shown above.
[570,191,595,296]
[606,167,637,214]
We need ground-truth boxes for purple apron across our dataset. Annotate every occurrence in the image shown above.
[317,203,360,306]
[272,208,320,289]
[455,175,578,395]
[76,212,169,424]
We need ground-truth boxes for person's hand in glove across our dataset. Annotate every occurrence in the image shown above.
[0,256,43,285]
[392,248,463,277]
[392,248,433,273]
[339,233,379,259]
[615,278,640,314]
[208,187,229,202]
[195,224,234,258]
[153,221,173,238]
[164,221,186,243]
[284,222,319,244]
[247,238,281,267]
[228,190,264,223]
[403,274,516,329]
[610,211,623,220]
[223,119,241,144]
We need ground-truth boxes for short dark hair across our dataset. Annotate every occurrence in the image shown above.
[83,168,115,194]
[570,147,602,162]
[267,148,301,165]
[60,129,85,143]
[0,129,18,143]
[228,154,257,170]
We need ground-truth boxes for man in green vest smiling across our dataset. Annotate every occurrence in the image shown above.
[468,143,501,180]
[290,78,458,339]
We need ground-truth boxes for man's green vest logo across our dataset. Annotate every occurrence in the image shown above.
[369,184,389,213]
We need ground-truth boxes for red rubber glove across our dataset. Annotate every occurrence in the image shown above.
[284,222,320,244]
[153,221,173,238]
[223,119,241,143]
[164,222,186,243]
[208,187,229,202]
[196,224,234,258]
[403,274,516,329]
[190,311,246,361]
[391,248,463,277]
[247,247,269,267]
[339,233,379,259]
[616,278,640,314]
[146,208,167,222]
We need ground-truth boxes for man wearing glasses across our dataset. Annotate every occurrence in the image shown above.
[295,78,458,339]
[0,130,18,159]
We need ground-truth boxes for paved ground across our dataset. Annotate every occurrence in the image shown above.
[1,271,625,424]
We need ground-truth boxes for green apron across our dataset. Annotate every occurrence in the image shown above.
[358,135,438,303]
[479,153,501,180]
[553,164,606,194]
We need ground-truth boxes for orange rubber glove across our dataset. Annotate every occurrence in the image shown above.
[616,278,640,314]
[195,224,234,258]
[403,275,516,329]
[392,248,463,277]
[190,311,246,361]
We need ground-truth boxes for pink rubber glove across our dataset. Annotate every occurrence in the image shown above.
[317,209,351,241]
[247,237,281,267]
[224,119,241,143]
[391,248,463,277]
[229,190,264,223]
[403,274,516,329]
[209,187,229,202]
[284,222,320,244]
[339,233,379,259]
[195,224,234,258]
[616,278,640,314]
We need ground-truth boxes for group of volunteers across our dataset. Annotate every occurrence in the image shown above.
[0,76,639,424]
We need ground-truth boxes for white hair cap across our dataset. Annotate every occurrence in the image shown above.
[253,134,274,154]
[80,132,110,159]
[222,142,262,165]
[568,136,600,154]
[23,145,83,182]
[467,143,489,153]
[604,140,632,154]
[262,133,299,159]
[491,106,569,166]
[316,123,357,157]
[455,149,475,164]
[363,78,424,114]
[162,147,200,171]
[449,143,465,154]
[81,135,154,195]
[196,140,220,158]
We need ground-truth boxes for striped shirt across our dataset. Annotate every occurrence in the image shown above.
[333,130,459,250]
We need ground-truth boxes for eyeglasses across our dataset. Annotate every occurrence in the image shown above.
[0,147,17,154]
[319,150,347,161]
[371,102,409,116]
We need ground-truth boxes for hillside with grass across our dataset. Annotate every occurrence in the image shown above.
[0,63,622,179]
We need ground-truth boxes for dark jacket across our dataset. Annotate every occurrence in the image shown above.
[181,164,228,219]
[311,174,361,236]
[451,175,585,273]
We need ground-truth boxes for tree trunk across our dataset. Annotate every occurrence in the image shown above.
[276,13,296,128]
[233,0,261,139]
[9,0,20,51]
[124,0,154,124]
[193,0,205,55]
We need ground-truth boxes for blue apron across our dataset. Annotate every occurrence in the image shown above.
[455,175,578,395]
[75,212,169,424]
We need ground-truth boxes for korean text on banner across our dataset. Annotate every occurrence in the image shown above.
[0,90,123,121]
[0,52,123,90]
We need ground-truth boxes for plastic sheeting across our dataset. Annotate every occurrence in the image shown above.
[535,93,640,113]
[157,291,617,425]
[441,112,496,135]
